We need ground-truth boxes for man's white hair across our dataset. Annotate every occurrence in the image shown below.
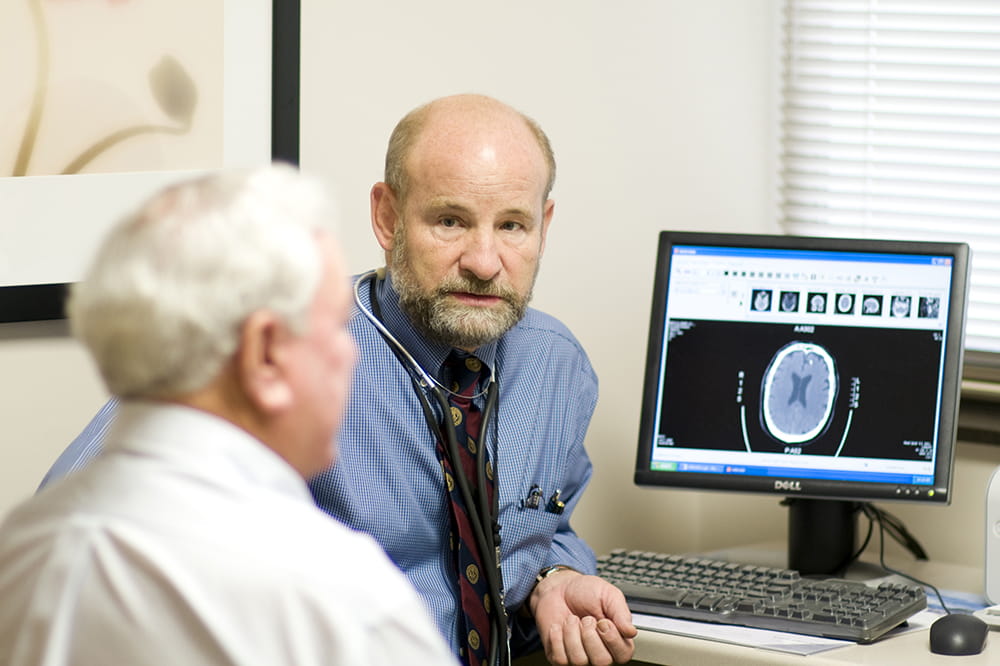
[69,164,335,399]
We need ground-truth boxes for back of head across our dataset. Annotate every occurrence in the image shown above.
[69,164,335,399]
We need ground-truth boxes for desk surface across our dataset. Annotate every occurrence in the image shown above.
[632,627,996,665]
[628,545,995,666]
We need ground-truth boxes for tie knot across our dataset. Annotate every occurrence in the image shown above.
[443,352,486,397]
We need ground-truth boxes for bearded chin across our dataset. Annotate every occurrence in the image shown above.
[389,227,535,349]
[396,281,527,350]
[431,293,526,349]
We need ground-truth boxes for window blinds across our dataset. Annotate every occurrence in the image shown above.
[778,0,1000,355]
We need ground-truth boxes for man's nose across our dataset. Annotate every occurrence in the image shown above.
[459,228,502,281]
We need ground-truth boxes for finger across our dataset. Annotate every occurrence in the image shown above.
[579,615,615,666]
[611,611,638,638]
[598,617,637,664]
[604,587,639,637]
[545,621,567,666]
[562,615,587,666]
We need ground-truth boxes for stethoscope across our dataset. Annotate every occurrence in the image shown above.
[354,270,511,666]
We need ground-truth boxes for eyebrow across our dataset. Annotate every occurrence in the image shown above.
[425,198,471,213]
[425,198,535,220]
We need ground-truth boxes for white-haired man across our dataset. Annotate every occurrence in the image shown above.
[0,166,455,665]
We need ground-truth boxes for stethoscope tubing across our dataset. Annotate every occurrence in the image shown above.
[353,271,510,666]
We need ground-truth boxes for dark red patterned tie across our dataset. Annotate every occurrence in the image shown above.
[437,351,495,666]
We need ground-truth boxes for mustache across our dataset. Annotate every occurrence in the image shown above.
[437,275,517,301]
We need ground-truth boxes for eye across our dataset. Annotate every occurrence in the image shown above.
[439,217,460,228]
[500,220,524,232]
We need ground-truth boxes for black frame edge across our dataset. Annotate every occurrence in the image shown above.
[271,0,301,166]
[0,283,69,324]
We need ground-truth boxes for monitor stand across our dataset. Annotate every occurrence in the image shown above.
[785,498,862,575]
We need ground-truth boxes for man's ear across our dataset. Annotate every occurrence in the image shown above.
[237,310,294,414]
[371,182,400,253]
[538,198,555,256]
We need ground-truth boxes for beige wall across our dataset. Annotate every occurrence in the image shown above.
[3,0,1000,583]
[0,322,107,510]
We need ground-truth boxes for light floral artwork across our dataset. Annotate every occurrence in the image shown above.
[1,0,223,177]
[0,0,270,300]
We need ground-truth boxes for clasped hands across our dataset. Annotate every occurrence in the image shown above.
[529,570,637,666]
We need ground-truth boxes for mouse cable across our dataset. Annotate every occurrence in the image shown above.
[862,503,951,615]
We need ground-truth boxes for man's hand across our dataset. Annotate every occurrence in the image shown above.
[528,569,637,666]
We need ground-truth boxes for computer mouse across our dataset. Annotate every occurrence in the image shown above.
[929,613,989,656]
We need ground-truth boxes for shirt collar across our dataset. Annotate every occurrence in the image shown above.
[107,401,314,504]
[366,269,498,380]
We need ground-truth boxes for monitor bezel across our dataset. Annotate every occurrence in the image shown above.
[633,230,970,505]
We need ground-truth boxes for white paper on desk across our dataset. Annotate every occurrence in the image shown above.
[632,613,848,655]
[632,610,941,657]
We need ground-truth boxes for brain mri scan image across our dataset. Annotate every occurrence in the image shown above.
[808,293,827,313]
[862,295,882,315]
[761,341,838,445]
[891,295,912,318]
[919,296,940,318]
[752,289,772,312]
[780,291,800,313]
[836,293,855,314]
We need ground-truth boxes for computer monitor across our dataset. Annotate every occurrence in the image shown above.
[634,231,970,574]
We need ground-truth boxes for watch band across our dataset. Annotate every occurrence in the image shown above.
[536,564,577,584]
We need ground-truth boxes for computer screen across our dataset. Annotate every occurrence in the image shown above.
[634,231,970,574]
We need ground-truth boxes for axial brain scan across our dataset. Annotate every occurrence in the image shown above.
[761,342,838,445]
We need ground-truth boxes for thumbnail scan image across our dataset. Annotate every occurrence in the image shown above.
[861,295,883,316]
[780,291,800,313]
[835,293,855,314]
[919,296,940,318]
[891,295,912,318]
[808,293,827,313]
[752,289,772,311]
[656,319,944,460]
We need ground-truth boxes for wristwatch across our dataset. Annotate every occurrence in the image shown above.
[536,564,578,584]
[524,565,580,619]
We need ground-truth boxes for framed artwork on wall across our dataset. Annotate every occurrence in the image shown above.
[0,0,300,323]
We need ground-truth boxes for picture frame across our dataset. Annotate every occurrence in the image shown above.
[0,0,300,324]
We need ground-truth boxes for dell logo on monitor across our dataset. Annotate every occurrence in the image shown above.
[775,480,802,492]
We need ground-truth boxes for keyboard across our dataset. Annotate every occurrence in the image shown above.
[597,549,927,643]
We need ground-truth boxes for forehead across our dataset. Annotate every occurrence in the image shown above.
[404,114,549,207]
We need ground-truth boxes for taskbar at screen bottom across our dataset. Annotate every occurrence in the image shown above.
[649,460,934,486]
